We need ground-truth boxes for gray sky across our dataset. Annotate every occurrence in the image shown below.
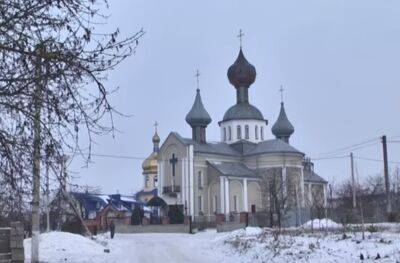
[69,0,400,195]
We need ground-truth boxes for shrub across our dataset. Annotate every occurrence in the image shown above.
[366,224,378,233]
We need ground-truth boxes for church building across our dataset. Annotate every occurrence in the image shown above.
[157,46,327,226]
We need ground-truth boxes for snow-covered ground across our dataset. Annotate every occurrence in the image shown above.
[218,226,400,262]
[24,221,400,263]
[24,230,237,263]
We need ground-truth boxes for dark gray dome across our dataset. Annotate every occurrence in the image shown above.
[185,89,212,127]
[152,131,160,144]
[272,103,294,138]
[222,102,264,122]
[227,48,256,87]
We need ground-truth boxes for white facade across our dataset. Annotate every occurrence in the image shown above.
[219,119,267,144]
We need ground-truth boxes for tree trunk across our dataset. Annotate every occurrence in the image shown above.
[31,50,43,263]
[46,159,50,232]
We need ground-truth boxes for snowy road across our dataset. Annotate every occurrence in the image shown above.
[25,230,236,263]
[106,231,232,263]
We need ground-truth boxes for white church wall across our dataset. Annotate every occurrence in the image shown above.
[208,182,220,214]
[229,180,243,212]
[193,164,208,215]
[219,119,267,144]
[247,181,263,212]
[158,134,189,205]
[243,153,303,170]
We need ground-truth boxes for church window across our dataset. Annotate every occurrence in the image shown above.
[198,195,203,212]
[145,175,149,188]
[233,195,238,211]
[255,125,259,140]
[245,125,249,139]
[223,127,227,141]
[214,195,218,213]
[237,125,242,139]
[228,126,232,140]
[154,177,158,187]
[198,171,203,189]
[260,127,264,140]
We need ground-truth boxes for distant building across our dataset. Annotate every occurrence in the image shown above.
[50,192,143,233]
[156,46,328,226]
[135,127,160,202]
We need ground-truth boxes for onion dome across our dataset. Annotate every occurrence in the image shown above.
[152,131,160,152]
[227,48,256,88]
[142,151,158,173]
[223,103,264,122]
[272,102,294,143]
[142,127,161,171]
[185,89,212,127]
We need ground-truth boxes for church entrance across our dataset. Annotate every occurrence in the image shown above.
[168,205,184,224]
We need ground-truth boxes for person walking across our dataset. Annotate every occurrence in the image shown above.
[110,221,115,239]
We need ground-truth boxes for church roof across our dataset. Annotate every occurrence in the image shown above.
[185,89,211,127]
[244,139,303,156]
[303,169,328,184]
[222,102,265,122]
[170,132,303,157]
[271,102,294,138]
[208,161,260,179]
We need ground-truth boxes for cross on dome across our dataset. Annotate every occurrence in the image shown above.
[237,29,244,48]
[279,85,285,103]
[194,69,201,90]
[154,121,159,132]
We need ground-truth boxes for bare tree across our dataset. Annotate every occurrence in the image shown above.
[266,169,288,233]
[0,1,144,261]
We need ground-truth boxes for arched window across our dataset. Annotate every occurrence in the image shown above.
[237,125,242,139]
[214,195,218,213]
[223,127,227,142]
[260,127,264,140]
[233,195,238,211]
[255,125,259,140]
[198,171,203,189]
[245,125,249,139]
[228,126,232,140]
[198,195,203,212]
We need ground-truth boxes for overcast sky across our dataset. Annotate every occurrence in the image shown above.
[69,0,400,195]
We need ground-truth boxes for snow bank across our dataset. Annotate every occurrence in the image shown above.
[218,230,400,262]
[302,218,342,230]
[24,232,111,263]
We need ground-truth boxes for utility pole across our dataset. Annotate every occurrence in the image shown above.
[31,44,44,263]
[382,135,392,214]
[350,152,356,208]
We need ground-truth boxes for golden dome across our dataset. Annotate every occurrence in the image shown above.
[142,151,158,173]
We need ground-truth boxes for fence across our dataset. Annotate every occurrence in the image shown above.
[0,222,24,263]
[115,224,190,234]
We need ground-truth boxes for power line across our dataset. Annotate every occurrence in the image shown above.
[317,137,379,156]
[310,155,349,161]
[354,156,400,165]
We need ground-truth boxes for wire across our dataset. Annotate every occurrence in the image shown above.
[310,155,349,161]
[317,137,379,156]
[354,156,400,165]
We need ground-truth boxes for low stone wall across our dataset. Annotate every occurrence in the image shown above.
[216,222,246,233]
[115,224,190,234]
[0,222,24,263]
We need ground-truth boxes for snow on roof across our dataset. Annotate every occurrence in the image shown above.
[120,196,139,203]
[97,195,110,204]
